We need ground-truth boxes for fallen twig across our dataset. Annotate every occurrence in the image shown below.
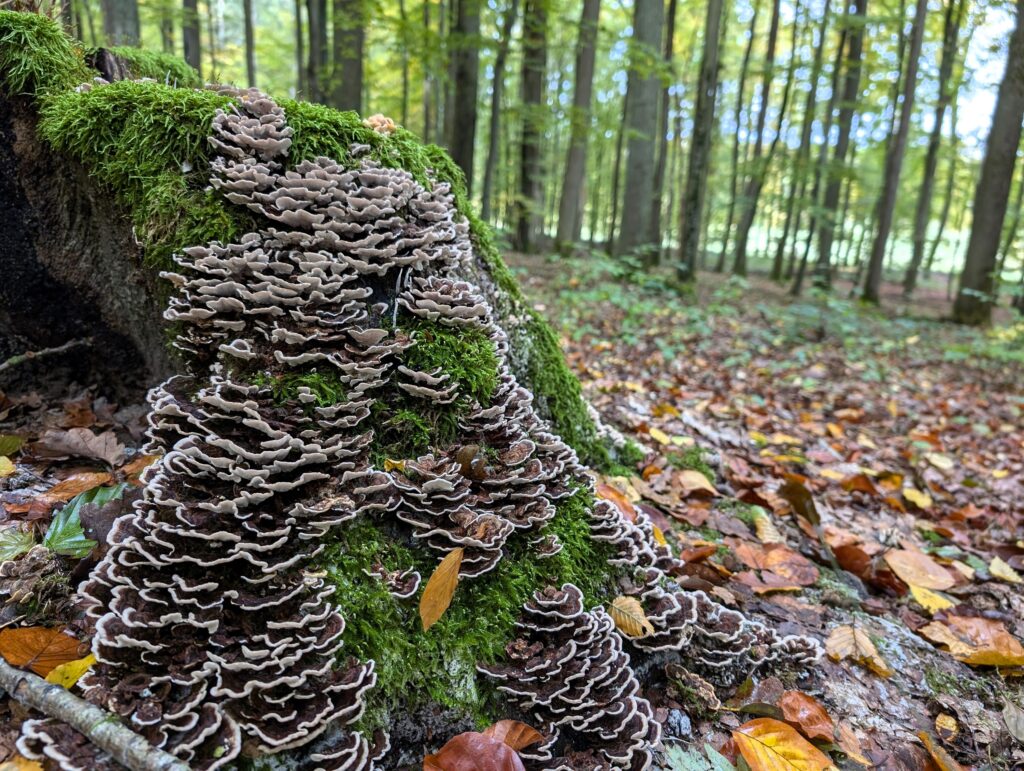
[0,656,188,771]
[0,339,91,376]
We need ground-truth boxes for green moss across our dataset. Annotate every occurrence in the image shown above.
[0,11,90,96]
[99,46,202,88]
[322,488,620,733]
[250,369,347,407]
[667,446,715,480]
[405,320,498,406]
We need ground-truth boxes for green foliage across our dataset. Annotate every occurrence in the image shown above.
[667,446,715,480]
[250,369,348,407]
[322,488,620,733]
[101,46,203,88]
[0,11,90,95]
[0,525,34,560]
[405,321,499,406]
[44,484,126,558]
[663,744,736,771]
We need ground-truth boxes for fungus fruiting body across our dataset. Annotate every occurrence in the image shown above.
[17,84,821,770]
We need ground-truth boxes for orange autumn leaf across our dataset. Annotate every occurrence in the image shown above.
[732,717,833,771]
[919,617,1024,667]
[118,454,161,485]
[4,471,112,514]
[420,547,464,632]
[675,469,718,497]
[482,720,543,751]
[596,482,637,522]
[778,691,834,742]
[883,549,955,591]
[917,730,966,771]
[0,627,86,677]
[424,731,525,771]
[762,545,819,586]
[826,624,893,677]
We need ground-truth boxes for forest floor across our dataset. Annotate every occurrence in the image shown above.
[508,251,1024,769]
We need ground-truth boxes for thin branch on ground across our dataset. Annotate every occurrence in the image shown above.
[0,339,91,376]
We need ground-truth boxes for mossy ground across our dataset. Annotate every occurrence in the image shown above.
[323,488,622,733]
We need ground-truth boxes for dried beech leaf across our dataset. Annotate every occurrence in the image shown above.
[420,547,464,631]
[762,545,818,586]
[917,730,966,771]
[44,653,96,688]
[731,717,833,771]
[777,691,834,742]
[835,722,871,767]
[902,487,932,510]
[989,556,1023,584]
[596,482,637,522]
[424,731,525,771]
[38,471,113,507]
[0,456,13,478]
[909,584,954,614]
[482,720,543,751]
[919,617,1024,667]
[0,627,85,676]
[883,549,955,590]
[1002,700,1024,744]
[33,428,125,468]
[825,625,893,677]
[609,595,656,638]
[753,509,784,544]
[676,469,719,497]
[0,756,45,771]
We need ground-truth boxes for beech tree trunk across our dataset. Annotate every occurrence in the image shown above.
[182,0,201,76]
[678,0,724,281]
[448,0,480,191]
[616,0,664,258]
[555,0,601,250]
[953,0,1024,325]
[480,0,518,222]
[243,0,256,87]
[101,0,139,45]
[332,0,364,112]
[513,0,547,253]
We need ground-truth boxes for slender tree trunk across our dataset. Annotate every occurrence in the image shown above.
[954,0,1024,324]
[182,0,201,76]
[616,0,666,258]
[544,47,569,232]
[513,0,547,252]
[294,0,306,94]
[861,0,927,303]
[101,0,139,45]
[205,0,217,80]
[607,89,629,247]
[448,0,480,188]
[814,0,867,287]
[732,0,787,276]
[556,0,601,250]
[678,0,724,280]
[332,0,365,111]
[719,0,762,271]
[243,0,256,86]
[159,7,174,54]
[927,99,959,277]
[480,0,519,222]
[306,0,326,102]
[648,0,678,255]
[398,0,410,125]
[995,168,1024,298]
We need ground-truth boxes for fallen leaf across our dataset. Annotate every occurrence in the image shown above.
[0,456,13,477]
[826,625,893,677]
[0,525,35,560]
[649,427,671,445]
[917,730,965,771]
[0,756,44,771]
[924,452,954,472]
[919,617,1024,667]
[44,653,96,688]
[0,627,85,676]
[0,435,25,457]
[33,428,126,467]
[836,721,871,767]
[909,584,954,614]
[482,720,543,751]
[989,556,1023,584]
[752,509,784,544]
[762,545,819,586]
[596,482,637,522]
[676,469,718,497]
[883,549,955,591]
[777,691,834,742]
[420,547,463,631]
[424,731,525,771]
[777,479,820,527]
[1002,699,1024,744]
[934,713,958,743]
[731,717,832,771]
[903,488,932,510]
[609,596,655,638]
[118,454,160,484]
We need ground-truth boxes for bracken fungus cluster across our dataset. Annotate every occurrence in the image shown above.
[18,86,821,771]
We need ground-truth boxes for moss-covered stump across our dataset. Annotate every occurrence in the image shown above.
[2,13,822,771]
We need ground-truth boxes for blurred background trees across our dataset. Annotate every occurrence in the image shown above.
[76,0,1024,325]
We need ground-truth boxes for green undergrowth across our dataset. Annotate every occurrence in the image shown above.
[250,369,348,408]
[322,488,622,733]
[0,11,90,95]
[99,45,202,87]
[666,446,715,480]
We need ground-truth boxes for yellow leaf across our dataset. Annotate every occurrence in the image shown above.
[909,584,954,614]
[769,433,802,447]
[826,423,844,439]
[753,509,784,544]
[651,526,667,547]
[675,469,718,497]
[951,560,975,580]
[991,469,1009,479]
[925,452,954,472]
[732,717,833,771]
[0,457,13,478]
[671,436,693,447]
[934,713,958,743]
[419,548,463,632]
[609,596,655,638]
[819,468,846,481]
[856,433,877,450]
[883,549,955,590]
[903,487,932,510]
[648,427,671,445]
[918,730,966,771]
[750,430,769,445]
[383,458,406,473]
[0,756,45,771]
[990,556,1023,584]
[919,618,1024,667]
[44,653,96,688]
[826,625,893,677]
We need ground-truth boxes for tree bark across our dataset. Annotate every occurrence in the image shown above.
[814,0,867,288]
[616,0,665,258]
[101,0,139,45]
[306,0,327,103]
[448,0,481,191]
[555,0,601,250]
[861,0,927,304]
[678,0,724,281]
[331,0,365,112]
[243,0,256,87]
[480,0,519,222]
[904,0,963,297]
[606,88,629,249]
[295,0,306,95]
[647,0,678,255]
[953,0,1024,325]
[183,0,201,76]
[513,0,547,253]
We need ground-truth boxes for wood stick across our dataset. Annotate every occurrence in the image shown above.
[0,339,91,376]
[0,657,189,771]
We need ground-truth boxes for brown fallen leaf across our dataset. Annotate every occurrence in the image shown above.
[3,471,113,515]
[826,624,893,677]
[420,547,464,632]
[481,720,543,751]
[0,627,86,676]
[836,721,871,767]
[675,469,718,497]
[731,717,833,771]
[1002,699,1024,744]
[883,549,955,591]
[596,481,637,522]
[33,428,126,468]
[917,730,965,771]
[778,690,834,742]
[0,756,45,771]
[762,544,819,586]
[424,731,525,771]
[609,596,655,638]
[919,617,1024,667]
